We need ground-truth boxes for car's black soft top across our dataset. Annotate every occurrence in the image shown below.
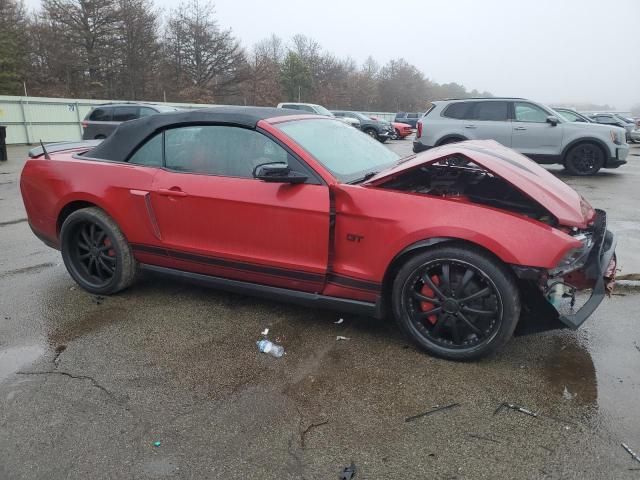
[86,106,303,163]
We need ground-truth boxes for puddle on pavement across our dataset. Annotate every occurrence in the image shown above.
[539,336,597,406]
[0,345,45,383]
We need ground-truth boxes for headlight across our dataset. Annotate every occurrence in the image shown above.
[549,233,593,276]
[610,129,623,145]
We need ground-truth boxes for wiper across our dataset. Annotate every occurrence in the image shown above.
[349,171,379,184]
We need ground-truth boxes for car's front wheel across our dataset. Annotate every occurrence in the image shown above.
[392,245,520,361]
[364,128,379,141]
[564,142,604,175]
[60,207,137,295]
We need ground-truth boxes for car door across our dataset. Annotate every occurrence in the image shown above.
[464,101,512,146]
[150,124,330,293]
[511,101,564,157]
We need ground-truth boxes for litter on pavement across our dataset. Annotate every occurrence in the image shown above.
[622,443,640,464]
[494,402,538,417]
[153,441,161,447]
[256,339,284,358]
[261,328,269,336]
[336,336,350,341]
[405,403,460,422]
[339,462,357,480]
[334,318,344,324]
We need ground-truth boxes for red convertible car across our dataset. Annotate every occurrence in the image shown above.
[20,107,616,360]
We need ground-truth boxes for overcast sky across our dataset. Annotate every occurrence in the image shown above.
[26,0,640,109]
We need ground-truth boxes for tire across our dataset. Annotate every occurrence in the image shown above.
[379,137,388,144]
[395,129,402,140]
[564,142,604,175]
[60,207,137,295]
[364,128,379,141]
[392,245,520,361]
[95,134,106,139]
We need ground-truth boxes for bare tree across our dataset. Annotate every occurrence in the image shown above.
[164,0,244,102]
[242,35,284,106]
[41,0,122,97]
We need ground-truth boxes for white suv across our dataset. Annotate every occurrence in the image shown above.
[414,98,629,175]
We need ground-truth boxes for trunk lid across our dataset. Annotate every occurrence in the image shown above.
[365,140,594,228]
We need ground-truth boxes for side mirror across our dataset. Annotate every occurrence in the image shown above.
[546,115,560,126]
[253,162,307,184]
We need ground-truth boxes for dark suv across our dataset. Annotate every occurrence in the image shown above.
[331,111,394,142]
[81,103,180,140]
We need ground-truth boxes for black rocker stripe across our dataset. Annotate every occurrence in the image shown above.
[327,273,381,293]
[132,244,381,293]
[132,244,324,283]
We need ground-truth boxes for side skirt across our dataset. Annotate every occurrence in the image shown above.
[140,264,381,318]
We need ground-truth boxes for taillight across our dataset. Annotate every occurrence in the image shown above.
[81,121,88,129]
[417,121,423,138]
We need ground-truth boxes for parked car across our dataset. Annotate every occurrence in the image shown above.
[369,116,413,140]
[331,111,394,142]
[21,107,616,360]
[588,113,635,142]
[82,103,180,140]
[276,102,334,116]
[552,108,592,123]
[413,98,628,175]
[394,112,422,128]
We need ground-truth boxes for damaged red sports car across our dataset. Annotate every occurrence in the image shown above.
[20,107,617,360]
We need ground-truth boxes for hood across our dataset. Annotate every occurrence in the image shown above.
[364,139,595,228]
[568,121,626,135]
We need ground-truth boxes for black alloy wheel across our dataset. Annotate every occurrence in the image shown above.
[71,221,116,288]
[61,207,137,294]
[392,246,520,360]
[564,143,604,175]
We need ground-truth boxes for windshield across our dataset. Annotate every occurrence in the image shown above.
[313,105,334,117]
[276,118,399,183]
[614,114,633,123]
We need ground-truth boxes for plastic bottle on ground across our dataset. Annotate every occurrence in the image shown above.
[256,339,284,358]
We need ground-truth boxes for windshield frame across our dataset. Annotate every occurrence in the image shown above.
[273,117,400,184]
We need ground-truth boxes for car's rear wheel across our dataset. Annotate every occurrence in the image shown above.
[564,142,604,175]
[60,207,136,295]
[392,245,520,361]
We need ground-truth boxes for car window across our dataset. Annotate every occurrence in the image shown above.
[472,101,509,121]
[113,106,140,122]
[128,133,162,167]
[408,113,418,119]
[89,108,112,121]
[333,112,344,117]
[164,125,290,178]
[281,104,298,110]
[139,107,157,117]
[443,102,472,119]
[514,102,549,123]
[297,105,315,113]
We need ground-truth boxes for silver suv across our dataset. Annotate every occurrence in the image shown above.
[413,98,629,175]
[82,103,180,140]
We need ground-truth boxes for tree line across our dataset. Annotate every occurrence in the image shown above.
[0,0,493,111]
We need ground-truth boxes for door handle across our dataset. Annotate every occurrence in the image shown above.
[464,124,476,129]
[514,126,527,131]
[158,187,188,197]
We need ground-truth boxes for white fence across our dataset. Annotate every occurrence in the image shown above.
[0,95,398,145]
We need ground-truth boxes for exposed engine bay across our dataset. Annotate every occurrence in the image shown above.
[380,158,557,225]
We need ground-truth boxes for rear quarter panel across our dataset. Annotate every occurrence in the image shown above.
[20,154,160,248]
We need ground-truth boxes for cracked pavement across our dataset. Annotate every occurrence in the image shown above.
[1,143,640,479]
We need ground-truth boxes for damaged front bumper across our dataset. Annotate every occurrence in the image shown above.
[513,209,616,335]
[559,211,617,329]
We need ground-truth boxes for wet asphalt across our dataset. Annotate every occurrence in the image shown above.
[1,142,640,479]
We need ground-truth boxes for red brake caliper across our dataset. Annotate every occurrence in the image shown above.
[420,275,440,325]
